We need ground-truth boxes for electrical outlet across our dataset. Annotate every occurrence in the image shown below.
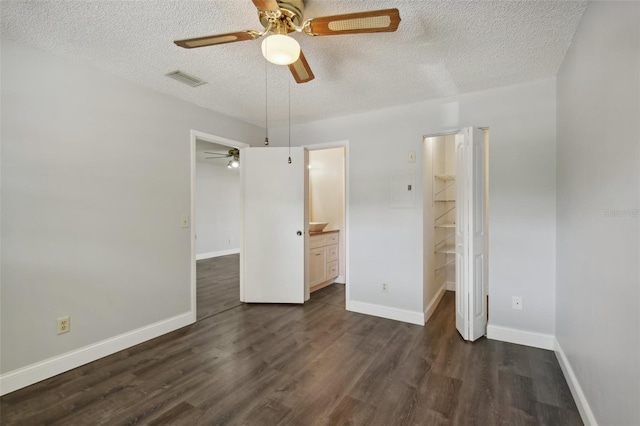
[512,296,523,310]
[57,316,70,334]
[382,283,389,293]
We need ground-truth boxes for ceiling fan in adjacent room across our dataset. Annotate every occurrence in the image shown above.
[174,0,401,84]
[205,148,241,168]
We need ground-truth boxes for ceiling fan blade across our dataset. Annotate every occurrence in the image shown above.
[175,30,260,49]
[288,49,315,84]
[252,0,279,12]
[303,8,401,36]
[204,152,231,157]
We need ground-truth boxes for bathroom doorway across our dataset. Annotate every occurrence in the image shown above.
[306,142,349,309]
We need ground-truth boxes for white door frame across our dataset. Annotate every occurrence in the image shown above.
[304,140,351,310]
[189,130,250,322]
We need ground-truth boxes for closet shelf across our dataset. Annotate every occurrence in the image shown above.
[435,223,456,228]
[435,174,455,182]
[436,245,455,254]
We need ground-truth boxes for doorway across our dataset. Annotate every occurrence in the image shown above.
[307,146,348,303]
[190,130,249,321]
[423,128,489,341]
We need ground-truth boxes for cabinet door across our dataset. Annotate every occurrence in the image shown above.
[326,261,339,281]
[309,247,327,286]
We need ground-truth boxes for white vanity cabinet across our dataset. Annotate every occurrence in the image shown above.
[309,230,339,292]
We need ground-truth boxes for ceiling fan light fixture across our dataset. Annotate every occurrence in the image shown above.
[261,34,300,65]
[228,159,240,169]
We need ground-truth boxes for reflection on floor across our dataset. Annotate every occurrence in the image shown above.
[196,254,241,321]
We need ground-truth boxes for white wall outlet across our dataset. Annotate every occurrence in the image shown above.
[382,283,389,293]
[181,215,190,228]
[57,316,70,334]
[512,296,523,310]
[408,151,416,163]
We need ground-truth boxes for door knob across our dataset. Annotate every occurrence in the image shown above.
[296,230,303,236]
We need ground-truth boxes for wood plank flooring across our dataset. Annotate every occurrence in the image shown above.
[1,286,582,425]
[197,254,241,321]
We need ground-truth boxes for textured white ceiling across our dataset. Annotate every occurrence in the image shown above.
[1,0,587,127]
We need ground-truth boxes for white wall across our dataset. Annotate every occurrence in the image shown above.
[556,2,640,425]
[271,78,557,330]
[309,148,346,279]
[195,142,241,258]
[0,40,262,387]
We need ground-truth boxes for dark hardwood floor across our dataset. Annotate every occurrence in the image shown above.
[197,254,241,321]
[1,285,581,425]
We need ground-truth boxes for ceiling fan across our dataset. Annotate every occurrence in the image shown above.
[174,0,401,84]
[205,148,241,168]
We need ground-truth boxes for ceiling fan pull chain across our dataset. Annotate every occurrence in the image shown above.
[264,42,270,146]
[287,74,292,164]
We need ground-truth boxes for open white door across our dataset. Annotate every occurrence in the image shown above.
[455,135,469,340]
[455,128,488,341]
[240,147,309,303]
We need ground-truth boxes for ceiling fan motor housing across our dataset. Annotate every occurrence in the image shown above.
[259,0,304,31]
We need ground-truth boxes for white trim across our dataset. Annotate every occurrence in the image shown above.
[190,130,249,317]
[349,300,424,326]
[196,249,240,260]
[555,338,598,426]
[446,281,456,291]
[424,284,447,324]
[334,275,345,284]
[486,324,555,350]
[0,312,193,396]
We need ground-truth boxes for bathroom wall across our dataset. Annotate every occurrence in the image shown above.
[309,148,346,281]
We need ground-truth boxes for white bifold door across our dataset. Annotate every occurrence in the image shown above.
[240,147,309,304]
[455,127,488,341]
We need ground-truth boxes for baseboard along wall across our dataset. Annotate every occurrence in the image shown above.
[424,284,447,324]
[196,248,240,260]
[0,312,194,396]
[554,339,598,426]
[348,300,424,326]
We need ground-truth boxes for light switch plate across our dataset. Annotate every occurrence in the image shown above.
[181,215,190,228]
[408,151,416,163]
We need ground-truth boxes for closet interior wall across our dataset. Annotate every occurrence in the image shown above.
[433,135,457,291]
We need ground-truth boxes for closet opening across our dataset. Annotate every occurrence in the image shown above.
[423,128,489,341]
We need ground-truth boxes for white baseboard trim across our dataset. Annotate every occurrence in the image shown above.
[424,284,447,324]
[0,312,194,396]
[334,275,346,284]
[196,248,240,260]
[348,300,424,326]
[555,338,598,426]
[446,281,455,291]
[486,324,555,350]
